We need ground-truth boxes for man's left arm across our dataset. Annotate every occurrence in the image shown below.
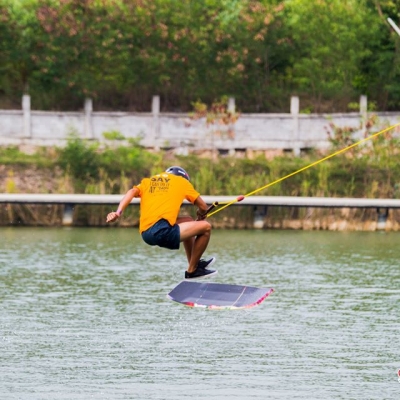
[194,196,209,220]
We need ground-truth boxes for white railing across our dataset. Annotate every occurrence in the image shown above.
[1,193,400,208]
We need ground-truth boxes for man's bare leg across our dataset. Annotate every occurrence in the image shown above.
[179,220,211,273]
[177,216,195,263]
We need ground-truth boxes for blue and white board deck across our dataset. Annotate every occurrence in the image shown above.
[167,281,274,310]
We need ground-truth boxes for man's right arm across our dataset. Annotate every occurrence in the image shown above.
[106,187,139,223]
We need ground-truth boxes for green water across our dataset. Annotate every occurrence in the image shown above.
[0,227,399,399]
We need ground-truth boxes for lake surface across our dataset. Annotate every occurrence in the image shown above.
[0,227,399,400]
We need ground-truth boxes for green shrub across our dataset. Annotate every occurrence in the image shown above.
[57,136,101,180]
[102,130,125,141]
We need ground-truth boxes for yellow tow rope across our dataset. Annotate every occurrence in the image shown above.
[207,121,400,218]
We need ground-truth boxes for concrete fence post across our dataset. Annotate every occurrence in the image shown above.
[228,97,235,113]
[152,95,160,150]
[227,97,236,144]
[84,98,94,139]
[22,94,31,138]
[290,96,300,156]
[360,95,368,133]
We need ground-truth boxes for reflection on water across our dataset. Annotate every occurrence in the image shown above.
[0,228,399,399]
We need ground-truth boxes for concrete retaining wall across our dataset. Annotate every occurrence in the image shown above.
[1,95,399,155]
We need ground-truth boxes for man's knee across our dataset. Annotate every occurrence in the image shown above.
[200,220,212,234]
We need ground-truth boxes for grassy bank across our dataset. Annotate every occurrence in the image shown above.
[1,131,400,228]
[2,132,400,198]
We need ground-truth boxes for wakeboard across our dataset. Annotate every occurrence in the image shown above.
[167,280,274,310]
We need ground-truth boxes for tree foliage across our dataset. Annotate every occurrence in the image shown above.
[0,0,400,112]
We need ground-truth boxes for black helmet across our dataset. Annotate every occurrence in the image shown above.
[165,166,190,181]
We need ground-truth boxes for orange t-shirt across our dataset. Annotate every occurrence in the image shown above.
[134,173,200,232]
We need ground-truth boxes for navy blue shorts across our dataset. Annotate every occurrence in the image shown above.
[141,219,180,250]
